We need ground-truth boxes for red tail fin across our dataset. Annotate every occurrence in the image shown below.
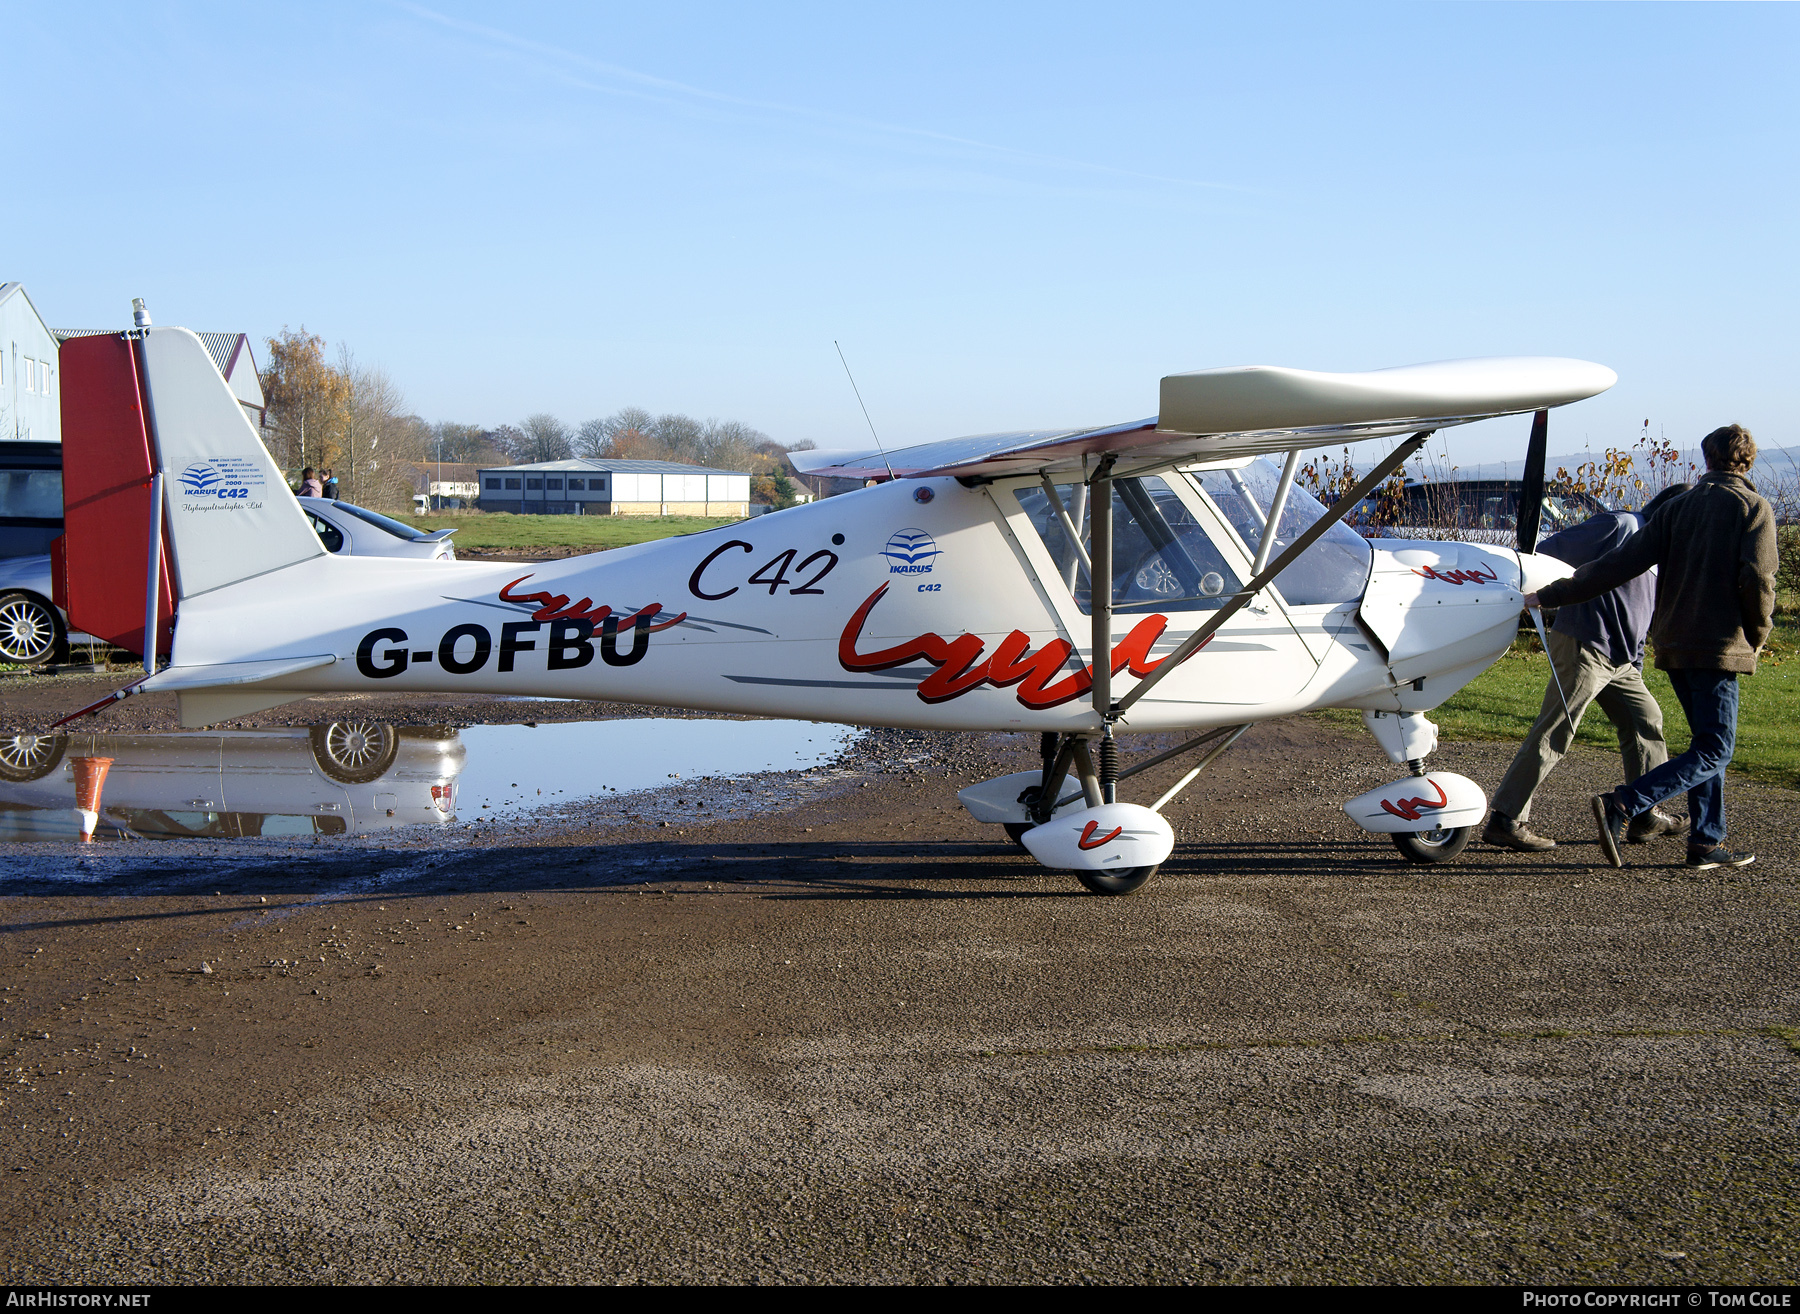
[58,335,172,658]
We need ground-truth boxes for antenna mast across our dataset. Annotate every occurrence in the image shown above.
[833,341,896,482]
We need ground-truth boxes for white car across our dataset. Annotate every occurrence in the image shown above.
[299,498,458,561]
[0,499,456,668]
[0,554,67,667]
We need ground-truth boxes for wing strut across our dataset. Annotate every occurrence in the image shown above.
[1112,431,1432,717]
[1251,450,1302,575]
[1089,456,1118,801]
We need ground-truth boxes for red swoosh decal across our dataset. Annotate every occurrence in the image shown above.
[499,575,687,631]
[1411,563,1500,587]
[1078,820,1123,850]
[1379,777,1449,822]
[838,582,1179,708]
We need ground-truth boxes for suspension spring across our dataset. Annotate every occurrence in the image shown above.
[1099,732,1119,804]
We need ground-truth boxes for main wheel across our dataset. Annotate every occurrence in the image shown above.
[0,592,64,667]
[1003,821,1034,848]
[1392,824,1473,864]
[310,722,400,784]
[1076,864,1158,896]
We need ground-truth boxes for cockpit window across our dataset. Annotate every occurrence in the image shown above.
[1193,459,1371,605]
[1014,475,1244,615]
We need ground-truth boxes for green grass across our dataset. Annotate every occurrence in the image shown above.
[1356,623,1800,791]
[399,512,745,551]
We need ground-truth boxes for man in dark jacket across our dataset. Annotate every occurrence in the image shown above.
[1525,425,1778,870]
[1483,483,1692,851]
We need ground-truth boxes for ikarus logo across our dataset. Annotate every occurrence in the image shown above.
[883,528,940,575]
[174,456,267,511]
[179,462,223,496]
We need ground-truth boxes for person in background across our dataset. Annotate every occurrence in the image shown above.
[322,468,339,500]
[297,467,323,498]
[1526,424,1778,871]
[1483,482,1694,851]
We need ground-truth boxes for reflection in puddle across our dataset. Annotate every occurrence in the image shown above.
[0,718,851,843]
[456,719,854,819]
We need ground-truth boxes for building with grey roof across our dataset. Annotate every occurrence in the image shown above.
[55,327,267,433]
[478,458,750,517]
[2,283,61,443]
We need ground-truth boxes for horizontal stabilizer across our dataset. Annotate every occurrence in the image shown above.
[140,653,336,693]
[790,356,1616,481]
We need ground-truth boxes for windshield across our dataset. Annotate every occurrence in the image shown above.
[1193,459,1371,605]
[330,501,426,541]
[1014,475,1244,614]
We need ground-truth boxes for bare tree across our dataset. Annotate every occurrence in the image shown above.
[336,347,420,510]
[513,413,574,464]
[430,421,508,465]
[646,413,702,464]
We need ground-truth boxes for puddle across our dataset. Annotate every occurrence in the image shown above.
[455,719,856,819]
[0,718,855,843]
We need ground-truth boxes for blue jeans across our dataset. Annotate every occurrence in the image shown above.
[1613,668,1738,848]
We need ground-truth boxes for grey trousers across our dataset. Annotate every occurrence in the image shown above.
[1491,629,1669,823]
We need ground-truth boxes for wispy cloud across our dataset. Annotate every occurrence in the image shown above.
[393,1,1253,196]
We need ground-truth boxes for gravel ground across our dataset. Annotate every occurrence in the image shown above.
[0,705,1795,1285]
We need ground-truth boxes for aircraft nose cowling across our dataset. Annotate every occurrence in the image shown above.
[1515,550,1576,596]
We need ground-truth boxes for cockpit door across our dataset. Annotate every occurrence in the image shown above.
[996,471,1319,723]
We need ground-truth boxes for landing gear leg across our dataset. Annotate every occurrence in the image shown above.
[1391,755,1473,863]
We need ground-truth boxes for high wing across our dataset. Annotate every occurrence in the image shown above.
[789,356,1617,481]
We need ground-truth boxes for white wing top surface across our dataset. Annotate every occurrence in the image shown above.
[790,355,1616,481]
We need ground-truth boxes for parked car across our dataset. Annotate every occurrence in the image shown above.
[299,498,458,561]
[0,441,64,561]
[0,553,67,666]
[0,497,456,669]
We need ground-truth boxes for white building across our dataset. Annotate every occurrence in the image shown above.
[1,283,61,444]
[477,459,751,517]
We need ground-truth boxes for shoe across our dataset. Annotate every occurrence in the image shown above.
[1626,806,1687,844]
[1482,812,1555,852]
[1685,846,1755,870]
[1590,792,1628,868]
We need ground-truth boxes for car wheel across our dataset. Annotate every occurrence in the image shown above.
[0,592,64,667]
[0,733,68,783]
[309,722,400,784]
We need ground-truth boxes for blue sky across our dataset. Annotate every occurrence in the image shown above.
[6,2,1795,464]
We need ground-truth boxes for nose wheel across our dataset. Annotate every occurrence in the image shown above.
[1075,865,1159,895]
[1392,824,1473,864]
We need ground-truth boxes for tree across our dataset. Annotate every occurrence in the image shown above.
[487,425,528,461]
[261,327,348,476]
[651,413,705,464]
[696,418,765,473]
[514,413,574,464]
[431,421,507,465]
[336,347,421,511]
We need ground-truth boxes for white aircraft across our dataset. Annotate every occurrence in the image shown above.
[50,323,1603,893]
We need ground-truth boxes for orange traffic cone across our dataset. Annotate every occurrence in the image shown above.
[71,756,114,842]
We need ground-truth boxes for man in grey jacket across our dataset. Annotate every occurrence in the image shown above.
[1483,483,1692,851]
[1525,425,1778,870]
